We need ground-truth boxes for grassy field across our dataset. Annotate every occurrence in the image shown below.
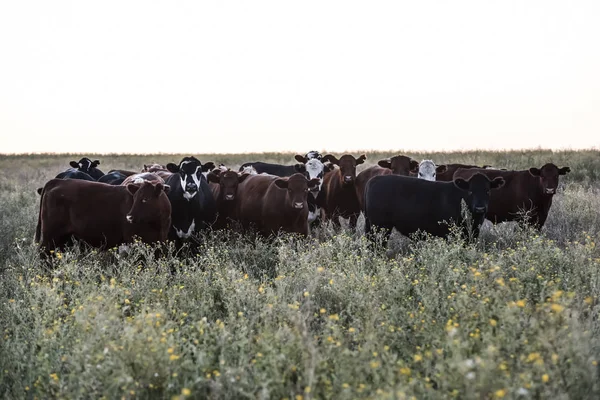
[1,150,600,399]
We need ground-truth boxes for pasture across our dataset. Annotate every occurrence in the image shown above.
[1,150,600,399]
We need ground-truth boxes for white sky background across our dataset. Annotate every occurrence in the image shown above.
[0,0,599,154]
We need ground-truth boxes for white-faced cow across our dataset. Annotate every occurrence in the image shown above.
[416,160,447,181]
[163,157,217,246]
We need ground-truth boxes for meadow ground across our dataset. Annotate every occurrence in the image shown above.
[1,150,599,399]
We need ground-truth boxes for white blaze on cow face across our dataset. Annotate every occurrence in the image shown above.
[304,159,325,195]
[418,160,437,181]
[175,219,195,239]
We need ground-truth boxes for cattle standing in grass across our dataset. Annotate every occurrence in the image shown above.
[436,163,492,181]
[235,173,320,236]
[163,157,217,245]
[35,179,171,254]
[207,169,250,229]
[453,163,570,229]
[354,155,418,211]
[415,160,447,181]
[364,173,505,244]
[321,154,367,227]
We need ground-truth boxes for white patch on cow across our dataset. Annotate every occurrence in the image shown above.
[418,160,437,181]
[133,177,145,184]
[294,202,304,209]
[306,151,321,160]
[308,208,319,223]
[241,165,258,175]
[305,159,325,193]
[180,165,202,201]
[126,215,133,223]
[218,164,228,172]
[175,219,195,239]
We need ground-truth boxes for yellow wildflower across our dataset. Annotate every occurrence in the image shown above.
[490,319,497,327]
[181,388,191,396]
[542,374,549,383]
[495,389,506,398]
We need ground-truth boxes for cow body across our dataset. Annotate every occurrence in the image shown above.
[364,173,504,243]
[55,169,95,181]
[121,172,165,186]
[321,154,366,227]
[238,151,323,177]
[453,164,570,229]
[36,179,171,253]
[354,155,418,210]
[97,171,128,185]
[163,157,217,244]
[235,173,319,236]
[207,170,250,230]
[436,163,491,181]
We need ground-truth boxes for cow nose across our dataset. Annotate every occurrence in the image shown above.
[545,188,556,194]
[344,176,353,182]
[126,215,133,223]
[294,202,304,209]
[473,206,486,214]
[186,183,198,192]
[225,194,234,200]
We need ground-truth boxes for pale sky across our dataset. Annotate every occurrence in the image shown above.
[1,0,599,154]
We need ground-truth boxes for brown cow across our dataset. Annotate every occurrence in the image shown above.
[453,163,570,229]
[121,172,165,186]
[436,163,492,181]
[354,155,419,210]
[207,169,251,229]
[235,173,320,236]
[35,179,171,255]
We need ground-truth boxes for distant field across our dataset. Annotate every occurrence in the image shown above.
[1,150,600,399]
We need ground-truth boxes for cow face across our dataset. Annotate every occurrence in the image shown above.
[69,157,103,178]
[454,173,505,215]
[418,160,446,181]
[166,156,204,200]
[294,151,323,164]
[208,170,250,201]
[303,159,326,195]
[126,182,170,224]
[322,154,366,185]
[378,155,419,175]
[274,174,320,209]
[529,163,570,195]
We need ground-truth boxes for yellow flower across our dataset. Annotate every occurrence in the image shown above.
[551,303,564,313]
[490,319,497,327]
[181,388,191,396]
[370,360,380,368]
[169,354,180,361]
[399,367,411,376]
[348,327,355,333]
[342,383,349,388]
[516,299,526,308]
[295,395,303,400]
[494,389,506,398]
[495,278,505,287]
[304,386,311,393]
[413,354,423,362]
[49,373,59,382]
[303,291,309,297]
[167,347,174,354]
[584,297,593,305]
[329,314,339,321]
[258,286,265,294]
[542,374,549,383]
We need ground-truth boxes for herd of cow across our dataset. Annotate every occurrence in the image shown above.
[34,152,570,257]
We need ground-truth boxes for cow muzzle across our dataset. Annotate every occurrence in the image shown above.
[225,194,235,200]
[294,202,304,209]
[126,215,134,223]
[545,188,556,194]
[473,206,486,214]
[343,175,353,183]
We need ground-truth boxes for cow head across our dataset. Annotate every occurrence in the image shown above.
[69,157,104,179]
[274,173,320,209]
[126,182,170,224]
[378,155,419,175]
[322,154,366,185]
[294,150,323,164]
[201,162,217,179]
[417,160,447,181]
[166,156,204,200]
[208,170,250,201]
[240,165,258,175]
[303,158,326,195]
[142,163,167,172]
[529,163,570,195]
[454,173,505,216]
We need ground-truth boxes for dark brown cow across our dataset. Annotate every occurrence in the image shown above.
[320,154,366,227]
[354,155,419,210]
[142,163,168,172]
[436,163,492,181]
[235,173,320,236]
[121,172,165,186]
[35,179,171,255]
[453,163,570,229]
[207,170,250,229]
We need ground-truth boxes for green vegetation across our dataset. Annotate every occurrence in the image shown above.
[1,150,599,399]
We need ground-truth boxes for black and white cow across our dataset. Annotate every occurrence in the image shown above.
[238,151,323,177]
[67,158,105,180]
[164,156,217,245]
[364,173,505,244]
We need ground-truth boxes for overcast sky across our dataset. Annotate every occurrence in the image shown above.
[1,0,599,154]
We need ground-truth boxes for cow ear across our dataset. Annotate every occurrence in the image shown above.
[238,173,251,183]
[559,167,570,175]
[490,177,505,189]
[436,164,448,173]
[70,161,79,168]
[295,155,307,163]
[202,162,215,172]
[92,160,100,167]
[323,163,334,172]
[308,178,320,188]
[166,163,180,173]
[356,154,367,164]
[378,159,392,169]
[529,167,541,177]
[294,164,306,173]
[36,187,43,195]
[154,183,165,196]
[127,184,140,196]
[453,178,470,191]
[321,154,339,165]
[207,172,220,183]
[162,184,170,194]
[274,179,288,189]
[410,160,420,172]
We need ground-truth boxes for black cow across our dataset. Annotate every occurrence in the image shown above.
[364,173,505,244]
[97,171,128,185]
[55,169,96,181]
[163,157,217,246]
[67,158,105,180]
[238,151,323,177]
